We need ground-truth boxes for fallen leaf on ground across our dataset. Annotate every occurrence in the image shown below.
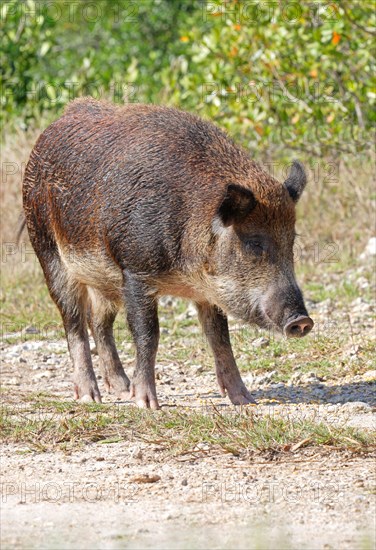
[291,438,312,452]
[131,474,161,484]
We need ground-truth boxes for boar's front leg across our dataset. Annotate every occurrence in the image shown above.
[123,272,160,410]
[197,303,255,405]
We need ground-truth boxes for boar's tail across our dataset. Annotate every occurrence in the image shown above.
[16,214,27,246]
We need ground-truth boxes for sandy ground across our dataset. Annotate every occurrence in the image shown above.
[1,447,375,550]
[1,337,376,550]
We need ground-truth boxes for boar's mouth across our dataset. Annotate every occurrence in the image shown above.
[247,304,278,332]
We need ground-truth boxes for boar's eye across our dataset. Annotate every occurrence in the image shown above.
[243,239,265,256]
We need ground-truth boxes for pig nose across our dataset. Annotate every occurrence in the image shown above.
[284,316,314,338]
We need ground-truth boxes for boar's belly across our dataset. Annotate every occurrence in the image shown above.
[58,246,123,303]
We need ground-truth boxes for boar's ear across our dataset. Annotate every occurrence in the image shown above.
[284,161,307,202]
[217,184,257,227]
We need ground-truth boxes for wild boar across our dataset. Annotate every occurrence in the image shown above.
[22,98,313,409]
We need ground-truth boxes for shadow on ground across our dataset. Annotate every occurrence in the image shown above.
[164,381,376,408]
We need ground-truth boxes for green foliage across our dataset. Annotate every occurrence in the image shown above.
[1,0,59,124]
[1,0,375,154]
[171,1,376,155]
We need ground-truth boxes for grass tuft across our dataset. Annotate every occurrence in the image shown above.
[1,393,375,456]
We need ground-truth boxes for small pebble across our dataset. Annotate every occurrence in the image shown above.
[341,402,372,413]
[252,337,270,348]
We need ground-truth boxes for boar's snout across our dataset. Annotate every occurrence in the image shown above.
[284,315,314,338]
[261,280,313,338]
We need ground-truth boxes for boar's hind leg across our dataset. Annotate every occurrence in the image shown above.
[42,255,101,403]
[197,304,255,405]
[87,288,130,398]
[123,272,160,410]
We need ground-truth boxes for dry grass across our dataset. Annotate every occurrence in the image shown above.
[1,391,375,455]
[1,127,40,241]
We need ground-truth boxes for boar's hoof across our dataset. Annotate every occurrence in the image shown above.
[228,390,256,406]
[129,383,160,410]
[103,371,131,398]
[74,383,102,404]
[218,377,256,405]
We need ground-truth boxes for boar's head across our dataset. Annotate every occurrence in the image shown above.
[210,161,313,338]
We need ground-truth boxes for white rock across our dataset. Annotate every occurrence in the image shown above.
[5,377,20,385]
[316,298,333,313]
[355,276,369,289]
[129,446,143,460]
[80,394,94,403]
[255,370,276,385]
[33,372,52,380]
[252,337,270,348]
[176,303,197,321]
[159,296,176,307]
[192,364,204,374]
[360,237,376,259]
[243,374,254,385]
[350,297,372,313]
[301,372,321,383]
[289,372,302,384]
[363,370,376,381]
[341,401,372,413]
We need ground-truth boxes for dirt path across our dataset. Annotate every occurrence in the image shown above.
[1,446,375,550]
[1,339,376,549]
